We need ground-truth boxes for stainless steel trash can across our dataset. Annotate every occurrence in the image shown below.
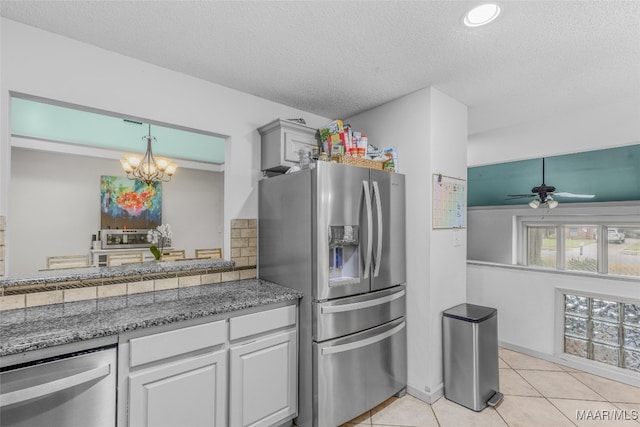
[443,303,503,411]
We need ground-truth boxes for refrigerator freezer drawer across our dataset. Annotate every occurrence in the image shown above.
[313,286,405,342]
[313,318,406,427]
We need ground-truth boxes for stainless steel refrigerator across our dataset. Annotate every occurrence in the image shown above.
[259,161,407,427]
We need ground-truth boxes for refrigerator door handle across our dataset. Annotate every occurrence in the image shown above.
[321,289,405,314]
[372,180,383,277]
[320,321,405,355]
[363,180,373,279]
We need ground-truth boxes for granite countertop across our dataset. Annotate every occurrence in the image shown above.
[0,258,235,288]
[0,279,302,358]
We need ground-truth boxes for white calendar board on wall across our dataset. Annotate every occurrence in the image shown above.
[432,174,466,229]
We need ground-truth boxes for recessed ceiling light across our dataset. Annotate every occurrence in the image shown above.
[464,3,501,27]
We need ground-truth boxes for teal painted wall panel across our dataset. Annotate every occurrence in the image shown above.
[468,145,640,206]
[11,97,225,164]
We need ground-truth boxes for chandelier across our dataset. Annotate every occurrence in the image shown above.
[120,124,177,184]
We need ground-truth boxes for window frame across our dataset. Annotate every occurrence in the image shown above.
[517,215,639,278]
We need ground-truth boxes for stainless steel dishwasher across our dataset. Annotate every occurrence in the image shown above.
[1,344,117,427]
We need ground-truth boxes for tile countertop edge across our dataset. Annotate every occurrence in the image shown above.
[0,259,235,287]
[0,279,302,358]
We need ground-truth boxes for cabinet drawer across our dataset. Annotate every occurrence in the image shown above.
[230,305,296,341]
[130,320,227,367]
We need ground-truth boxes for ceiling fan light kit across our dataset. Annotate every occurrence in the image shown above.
[506,157,595,209]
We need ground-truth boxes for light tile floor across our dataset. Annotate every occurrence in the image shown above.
[340,348,640,427]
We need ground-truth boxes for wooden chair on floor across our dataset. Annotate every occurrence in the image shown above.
[46,254,90,270]
[107,251,143,266]
[161,249,186,261]
[195,248,222,259]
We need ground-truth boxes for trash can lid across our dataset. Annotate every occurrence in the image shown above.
[443,303,497,323]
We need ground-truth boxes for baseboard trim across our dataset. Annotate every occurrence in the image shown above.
[499,341,640,388]
[406,382,444,404]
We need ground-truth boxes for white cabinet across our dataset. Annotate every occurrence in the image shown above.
[229,305,298,427]
[124,321,228,427]
[120,304,298,427]
[258,118,319,173]
[129,351,227,427]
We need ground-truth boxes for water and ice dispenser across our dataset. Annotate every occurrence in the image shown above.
[328,225,360,286]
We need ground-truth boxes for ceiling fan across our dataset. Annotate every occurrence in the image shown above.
[506,158,595,209]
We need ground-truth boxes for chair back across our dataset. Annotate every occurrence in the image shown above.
[162,249,186,261]
[47,254,90,270]
[195,248,222,259]
[107,252,143,266]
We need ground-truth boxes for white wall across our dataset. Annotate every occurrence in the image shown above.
[466,90,640,385]
[348,87,468,403]
[0,18,330,266]
[8,148,224,273]
[467,263,640,386]
[468,95,640,166]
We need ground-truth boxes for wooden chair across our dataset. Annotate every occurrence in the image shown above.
[195,248,222,259]
[161,249,186,261]
[47,254,90,270]
[107,251,143,266]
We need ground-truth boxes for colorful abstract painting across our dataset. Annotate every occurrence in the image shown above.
[100,176,162,229]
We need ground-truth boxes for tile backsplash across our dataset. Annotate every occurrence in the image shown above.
[0,215,5,277]
[231,219,257,268]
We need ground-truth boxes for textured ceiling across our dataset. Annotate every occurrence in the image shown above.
[1,1,639,135]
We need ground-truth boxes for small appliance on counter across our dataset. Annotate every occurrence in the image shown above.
[99,229,159,250]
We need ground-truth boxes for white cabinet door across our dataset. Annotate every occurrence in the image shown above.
[129,350,227,427]
[229,329,297,427]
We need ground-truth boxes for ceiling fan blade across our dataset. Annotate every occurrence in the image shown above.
[505,194,536,200]
[552,192,595,198]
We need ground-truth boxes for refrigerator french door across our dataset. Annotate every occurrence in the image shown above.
[259,161,406,427]
[313,162,406,300]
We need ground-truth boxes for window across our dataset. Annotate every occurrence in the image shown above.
[608,227,640,277]
[565,226,598,273]
[523,223,640,278]
[527,226,557,268]
[564,294,640,372]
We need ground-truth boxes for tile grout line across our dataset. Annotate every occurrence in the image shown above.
[545,397,579,427]
[429,401,442,427]
[511,367,579,426]
[565,370,617,403]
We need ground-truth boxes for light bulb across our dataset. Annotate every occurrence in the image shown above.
[529,199,540,209]
[464,3,501,27]
[166,164,177,176]
[156,158,169,171]
[120,159,133,173]
[547,198,558,209]
[126,156,141,168]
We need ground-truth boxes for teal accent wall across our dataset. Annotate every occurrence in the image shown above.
[468,144,640,206]
[10,97,225,164]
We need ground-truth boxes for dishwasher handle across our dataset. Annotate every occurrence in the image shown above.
[0,364,111,407]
